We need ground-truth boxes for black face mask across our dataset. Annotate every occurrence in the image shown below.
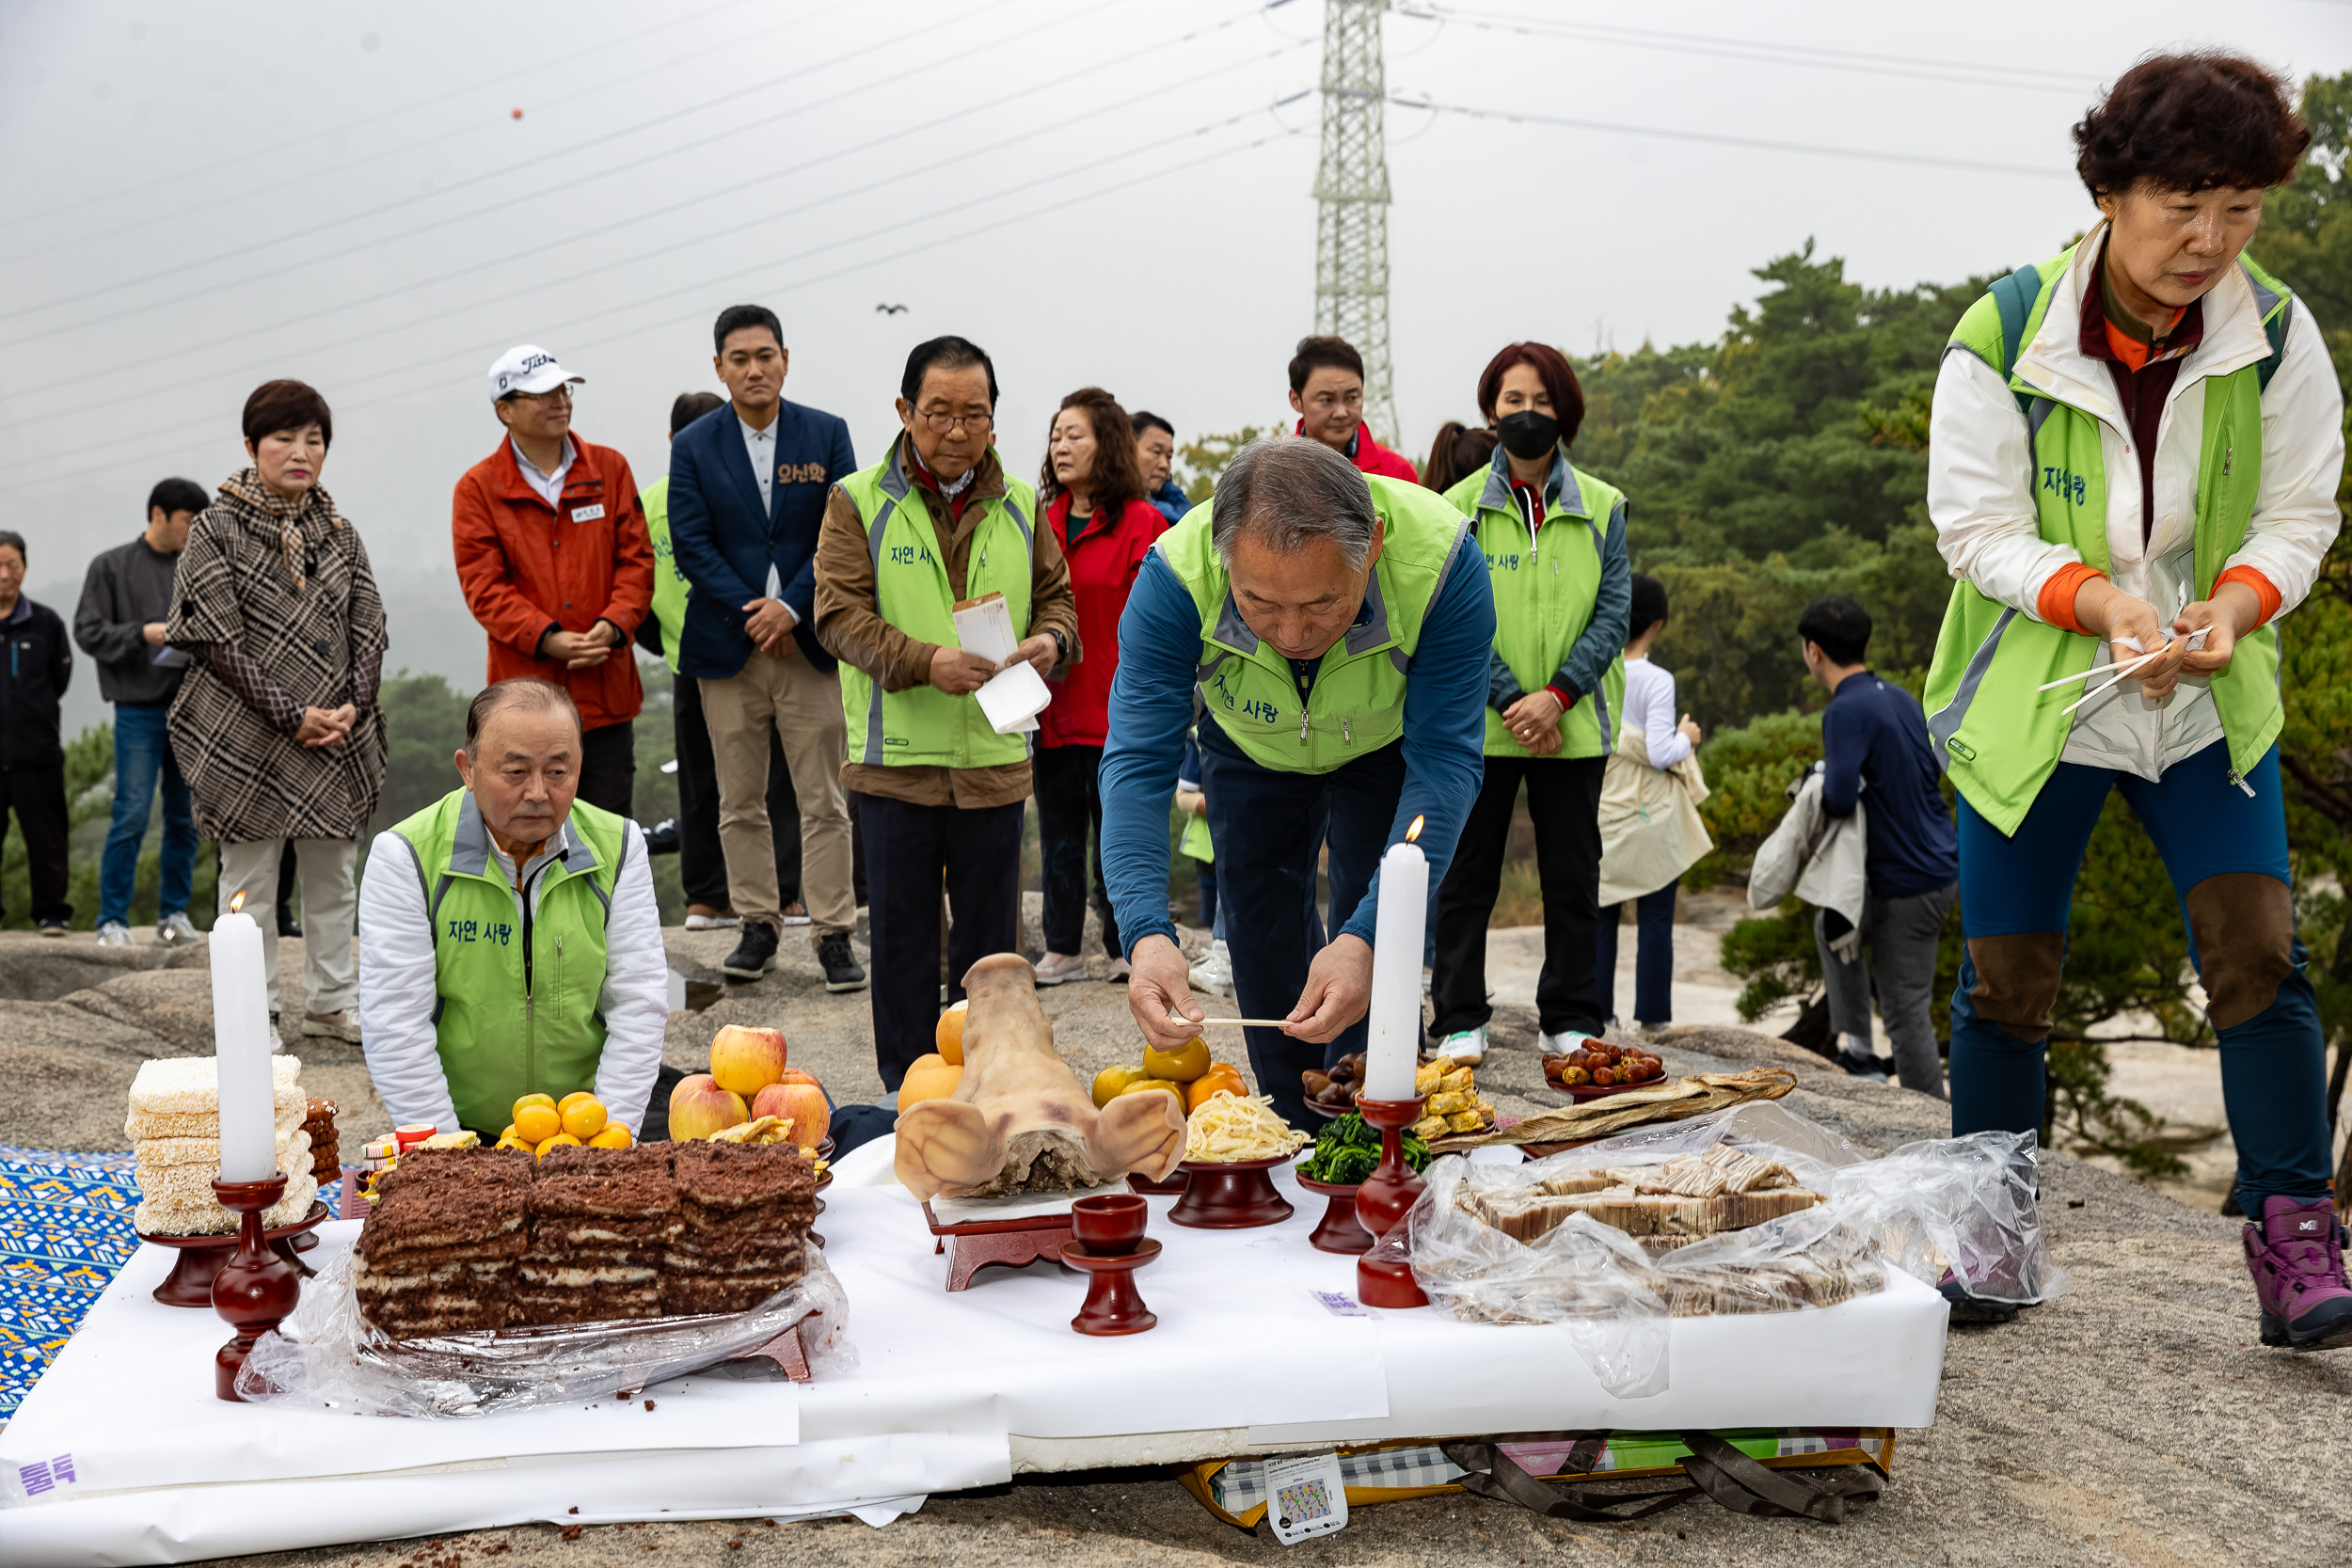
[1496,409,1560,461]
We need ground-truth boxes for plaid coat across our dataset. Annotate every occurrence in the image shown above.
[166,470,389,843]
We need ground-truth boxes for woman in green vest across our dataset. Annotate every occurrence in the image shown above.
[1926,54,2349,1348]
[1429,342,1630,1067]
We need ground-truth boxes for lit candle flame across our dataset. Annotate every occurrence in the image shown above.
[1406,815,1424,844]
[229,891,246,914]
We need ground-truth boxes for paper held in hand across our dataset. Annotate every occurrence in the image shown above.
[951,592,1051,736]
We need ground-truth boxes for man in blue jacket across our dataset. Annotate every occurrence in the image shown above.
[1099,437,1494,1127]
[666,305,864,988]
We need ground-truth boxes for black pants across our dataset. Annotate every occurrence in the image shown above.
[577,719,637,823]
[1200,716,1406,1130]
[0,763,70,925]
[672,672,799,909]
[1035,742,1120,958]
[856,790,1025,1091]
[1432,755,1606,1038]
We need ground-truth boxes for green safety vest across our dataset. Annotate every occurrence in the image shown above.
[388,788,627,1136]
[835,444,1039,769]
[1923,246,2296,835]
[641,477,690,673]
[1161,475,1471,774]
[1442,453,1627,759]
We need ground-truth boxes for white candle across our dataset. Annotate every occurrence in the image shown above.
[1362,820,1429,1102]
[210,896,278,1183]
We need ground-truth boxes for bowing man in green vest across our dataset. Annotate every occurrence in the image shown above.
[1927,54,2349,1346]
[1427,342,1631,1070]
[358,678,669,1139]
[812,336,1078,1093]
[1100,436,1497,1129]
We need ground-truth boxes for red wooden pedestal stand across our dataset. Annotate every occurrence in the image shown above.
[729,1319,814,1381]
[211,1175,300,1402]
[1059,1238,1161,1334]
[140,1201,329,1307]
[922,1203,1075,1291]
[1353,1096,1429,1307]
[1167,1157,1294,1228]
[1294,1174,1373,1254]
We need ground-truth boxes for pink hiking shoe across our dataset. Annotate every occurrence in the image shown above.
[2243,1196,2352,1352]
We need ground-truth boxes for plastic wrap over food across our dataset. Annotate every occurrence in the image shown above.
[1400,1148,1885,1398]
[236,1243,853,1418]
[1830,1129,2069,1306]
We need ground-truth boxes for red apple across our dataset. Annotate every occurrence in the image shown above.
[751,1080,830,1149]
[668,1072,748,1140]
[707,1024,789,1096]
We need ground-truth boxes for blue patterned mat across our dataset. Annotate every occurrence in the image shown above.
[0,1147,343,1419]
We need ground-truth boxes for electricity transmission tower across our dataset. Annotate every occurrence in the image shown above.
[1312,0,1398,448]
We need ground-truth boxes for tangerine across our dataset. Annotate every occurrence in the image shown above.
[557,1091,597,1113]
[512,1092,556,1121]
[935,1000,968,1066]
[589,1123,632,1149]
[514,1103,562,1144]
[561,1098,608,1139]
[1117,1077,1186,1115]
[1186,1067,1248,1112]
[1090,1064,1149,1108]
[898,1053,962,1109]
[534,1132,582,1158]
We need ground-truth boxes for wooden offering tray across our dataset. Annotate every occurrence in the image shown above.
[1291,1172,1373,1254]
[138,1201,331,1307]
[1126,1166,1188,1195]
[922,1201,1075,1292]
[1168,1157,1295,1229]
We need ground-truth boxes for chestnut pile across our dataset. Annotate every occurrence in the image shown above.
[1542,1040,1665,1090]
[1302,1053,1368,1113]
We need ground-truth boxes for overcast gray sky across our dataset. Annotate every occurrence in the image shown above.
[3,0,2345,731]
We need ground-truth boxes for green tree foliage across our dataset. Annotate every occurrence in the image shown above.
[1176,425,1276,504]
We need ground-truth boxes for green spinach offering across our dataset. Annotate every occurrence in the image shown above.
[1298,1113,1430,1185]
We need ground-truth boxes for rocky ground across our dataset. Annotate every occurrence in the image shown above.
[3,914,2347,1567]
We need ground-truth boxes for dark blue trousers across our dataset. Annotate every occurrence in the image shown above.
[1199,716,1405,1129]
[1597,881,1678,1027]
[1949,742,2330,1212]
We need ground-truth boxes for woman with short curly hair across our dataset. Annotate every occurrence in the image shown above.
[167,379,389,1043]
[1923,53,2346,1346]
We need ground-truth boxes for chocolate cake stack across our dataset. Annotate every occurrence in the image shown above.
[517,1145,680,1323]
[304,1098,341,1189]
[665,1141,817,1316]
[353,1147,533,1337]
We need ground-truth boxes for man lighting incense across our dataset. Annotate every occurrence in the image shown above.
[1099,436,1494,1128]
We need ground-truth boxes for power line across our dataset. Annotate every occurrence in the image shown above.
[0,0,774,233]
[1395,5,2101,93]
[0,0,1051,327]
[2,30,1311,413]
[1,0,1250,354]
[1390,95,2071,180]
[1,104,1308,489]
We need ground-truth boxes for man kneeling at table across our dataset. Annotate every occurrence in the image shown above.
[358,677,667,1140]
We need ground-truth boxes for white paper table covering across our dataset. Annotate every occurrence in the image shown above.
[0,1151,1949,1565]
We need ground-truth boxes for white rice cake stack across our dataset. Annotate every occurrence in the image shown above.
[126,1055,318,1235]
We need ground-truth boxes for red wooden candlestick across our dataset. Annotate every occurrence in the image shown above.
[1352,1096,1429,1308]
[211,1175,299,1402]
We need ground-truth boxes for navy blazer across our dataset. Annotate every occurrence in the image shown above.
[665,397,856,679]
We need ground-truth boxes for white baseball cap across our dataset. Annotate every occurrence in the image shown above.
[487,344,584,402]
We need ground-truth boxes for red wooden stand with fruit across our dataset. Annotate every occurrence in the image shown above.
[210,1174,300,1402]
[922,1203,1076,1291]
[1352,1096,1430,1308]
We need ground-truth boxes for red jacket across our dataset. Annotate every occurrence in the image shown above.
[452,433,655,731]
[1295,420,1420,483]
[1040,494,1167,749]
